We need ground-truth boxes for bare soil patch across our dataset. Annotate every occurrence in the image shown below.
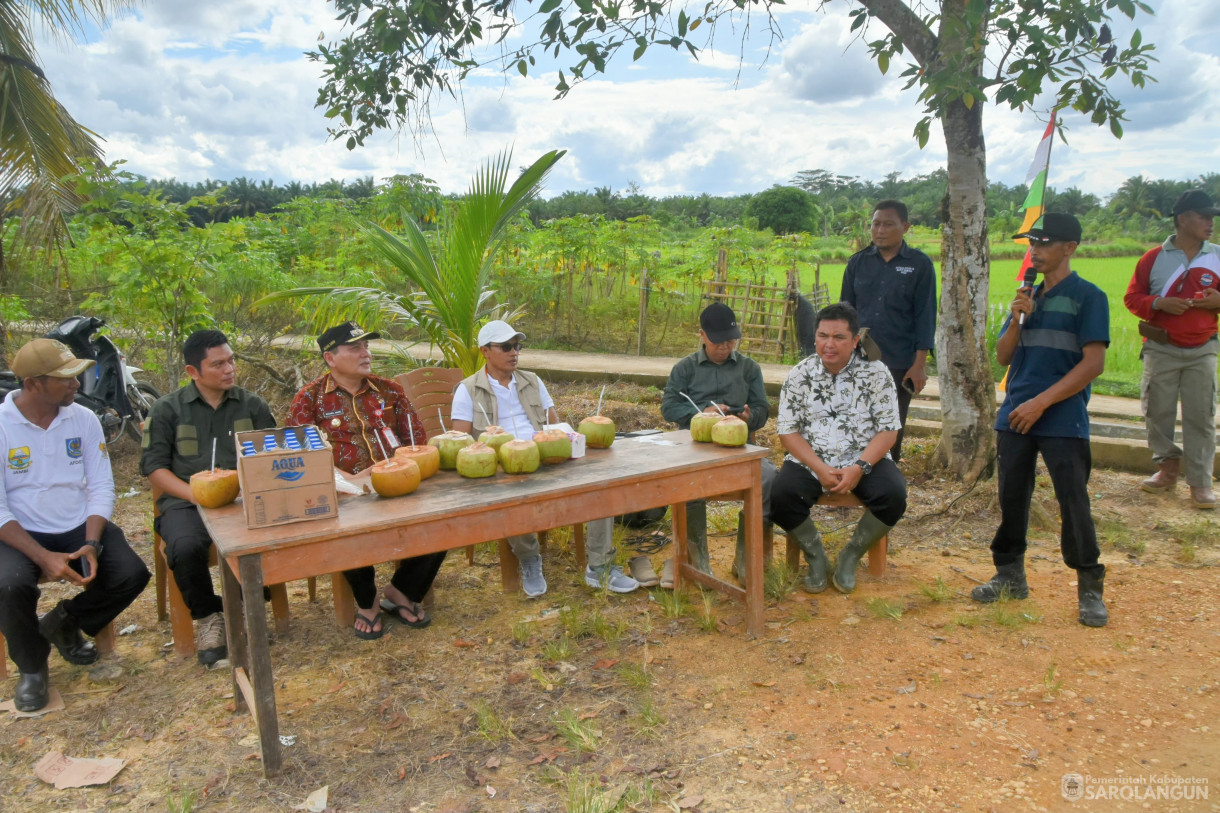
[2,380,1217,812]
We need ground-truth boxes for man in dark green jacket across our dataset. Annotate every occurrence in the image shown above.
[141,330,276,666]
[661,303,774,584]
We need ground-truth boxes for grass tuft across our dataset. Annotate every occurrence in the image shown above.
[917,576,953,602]
[652,587,690,619]
[764,558,797,602]
[865,597,903,620]
[554,707,603,753]
[473,699,513,744]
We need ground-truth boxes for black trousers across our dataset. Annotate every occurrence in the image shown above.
[990,431,1102,575]
[343,551,448,610]
[770,458,907,532]
[0,521,150,674]
[887,366,913,463]
[155,505,223,620]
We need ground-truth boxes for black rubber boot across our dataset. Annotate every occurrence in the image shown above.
[731,511,747,585]
[685,501,711,574]
[15,664,50,712]
[970,560,1030,603]
[832,511,893,594]
[38,602,98,665]
[1077,567,1108,627]
[789,517,827,594]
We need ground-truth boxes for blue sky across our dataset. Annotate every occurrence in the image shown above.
[34,0,1219,200]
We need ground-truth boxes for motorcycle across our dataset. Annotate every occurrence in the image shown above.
[0,316,161,442]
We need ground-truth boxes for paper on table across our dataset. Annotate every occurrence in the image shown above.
[34,751,126,789]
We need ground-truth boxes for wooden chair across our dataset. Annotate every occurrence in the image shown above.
[784,493,888,579]
[152,488,311,657]
[394,367,465,440]
[0,582,116,680]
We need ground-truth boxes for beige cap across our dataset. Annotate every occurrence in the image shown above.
[10,338,95,379]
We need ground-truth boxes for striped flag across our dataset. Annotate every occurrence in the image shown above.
[1014,112,1057,280]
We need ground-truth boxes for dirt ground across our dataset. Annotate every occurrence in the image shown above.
[1,381,1217,813]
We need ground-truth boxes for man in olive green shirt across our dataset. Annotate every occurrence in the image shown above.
[140,330,275,666]
[660,303,774,582]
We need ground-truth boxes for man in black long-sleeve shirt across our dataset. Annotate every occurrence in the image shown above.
[840,200,937,462]
[661,303,773,584]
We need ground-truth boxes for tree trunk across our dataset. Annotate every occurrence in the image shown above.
[935,96,995,481]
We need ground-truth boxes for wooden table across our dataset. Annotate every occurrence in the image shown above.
[200,430,768,776]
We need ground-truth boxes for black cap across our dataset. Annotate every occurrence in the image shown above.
[700,302,741,344]
[1012,212,1083,244]
[317,321,381,353]
[1171,189,1220,217]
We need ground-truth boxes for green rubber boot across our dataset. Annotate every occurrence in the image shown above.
[832,510,893,594]
[970,560,1030,603]
[789,517,827,593]
[685,500,711,575]
[1077,566,1108,627]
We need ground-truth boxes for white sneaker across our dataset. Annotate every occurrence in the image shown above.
[585,565,640,594]
[519,555,547,598]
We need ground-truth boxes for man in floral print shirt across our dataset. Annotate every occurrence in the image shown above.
[771,302,907,594]
[288,322,443,639]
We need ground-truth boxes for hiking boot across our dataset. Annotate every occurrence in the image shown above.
[1190,486,1216,509]
[519,554,547,598]
[585,565,640,594]
[970,560,1030,603]
[38,602,98,665]
[15,665,50,712]
[194,611,228,666]
[832,511,893,594]
[1077,567,1108,627]
[788,517,827,593]
[685,501,711,574]
[1141,458,1179,493]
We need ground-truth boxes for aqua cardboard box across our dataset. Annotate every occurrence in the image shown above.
[235,426,337,529]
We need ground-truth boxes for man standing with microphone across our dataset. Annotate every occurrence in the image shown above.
[972,213,1112,627]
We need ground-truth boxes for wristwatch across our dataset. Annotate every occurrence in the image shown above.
[854,459,873,476]
[84,539,103,558]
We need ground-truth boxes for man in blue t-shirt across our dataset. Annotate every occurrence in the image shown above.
[972,213,1111,627]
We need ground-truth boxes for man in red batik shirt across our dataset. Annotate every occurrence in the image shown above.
[288,322,442,639]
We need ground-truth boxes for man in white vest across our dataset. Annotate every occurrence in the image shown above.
[452,321,638,598]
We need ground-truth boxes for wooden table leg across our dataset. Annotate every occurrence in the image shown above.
[499,539,520,594]
[331,573,355,627]
[671,502,687,592]
[572,523,586,569]
[743,479,765,637]
[238,555,282,777]
[219,556,247,710]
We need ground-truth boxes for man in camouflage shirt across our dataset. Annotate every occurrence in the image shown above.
[771,302,907,594]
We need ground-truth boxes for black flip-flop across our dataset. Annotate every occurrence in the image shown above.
[380,598,432,629]
[353,612,387,640]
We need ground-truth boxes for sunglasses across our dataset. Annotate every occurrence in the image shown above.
[1027,235,1062,246]
[489,341,523,352]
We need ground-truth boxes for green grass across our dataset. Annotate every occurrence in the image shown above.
[865,597,904,620]
[473,700,514,744]
[554,708,603,753]
[917,576,954,602]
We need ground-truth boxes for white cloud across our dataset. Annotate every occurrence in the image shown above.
[25,0,1218,200]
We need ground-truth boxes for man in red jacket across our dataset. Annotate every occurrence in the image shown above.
[1124,190,1220,509]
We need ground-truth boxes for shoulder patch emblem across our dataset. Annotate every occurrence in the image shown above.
[8,447,31,470]
[66,437,83,459]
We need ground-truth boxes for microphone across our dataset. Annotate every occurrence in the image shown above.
[1017,266,1036,325]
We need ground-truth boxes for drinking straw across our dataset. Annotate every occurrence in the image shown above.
[596,384,606,417]
[407,413,416,446]
[374,429,389,461]
[210,438,217,473]
[479,403,492,427]
[438,407,447,434]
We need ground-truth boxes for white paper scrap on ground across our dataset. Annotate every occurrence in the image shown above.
[34,751,126,788]
[294,786,328,812]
